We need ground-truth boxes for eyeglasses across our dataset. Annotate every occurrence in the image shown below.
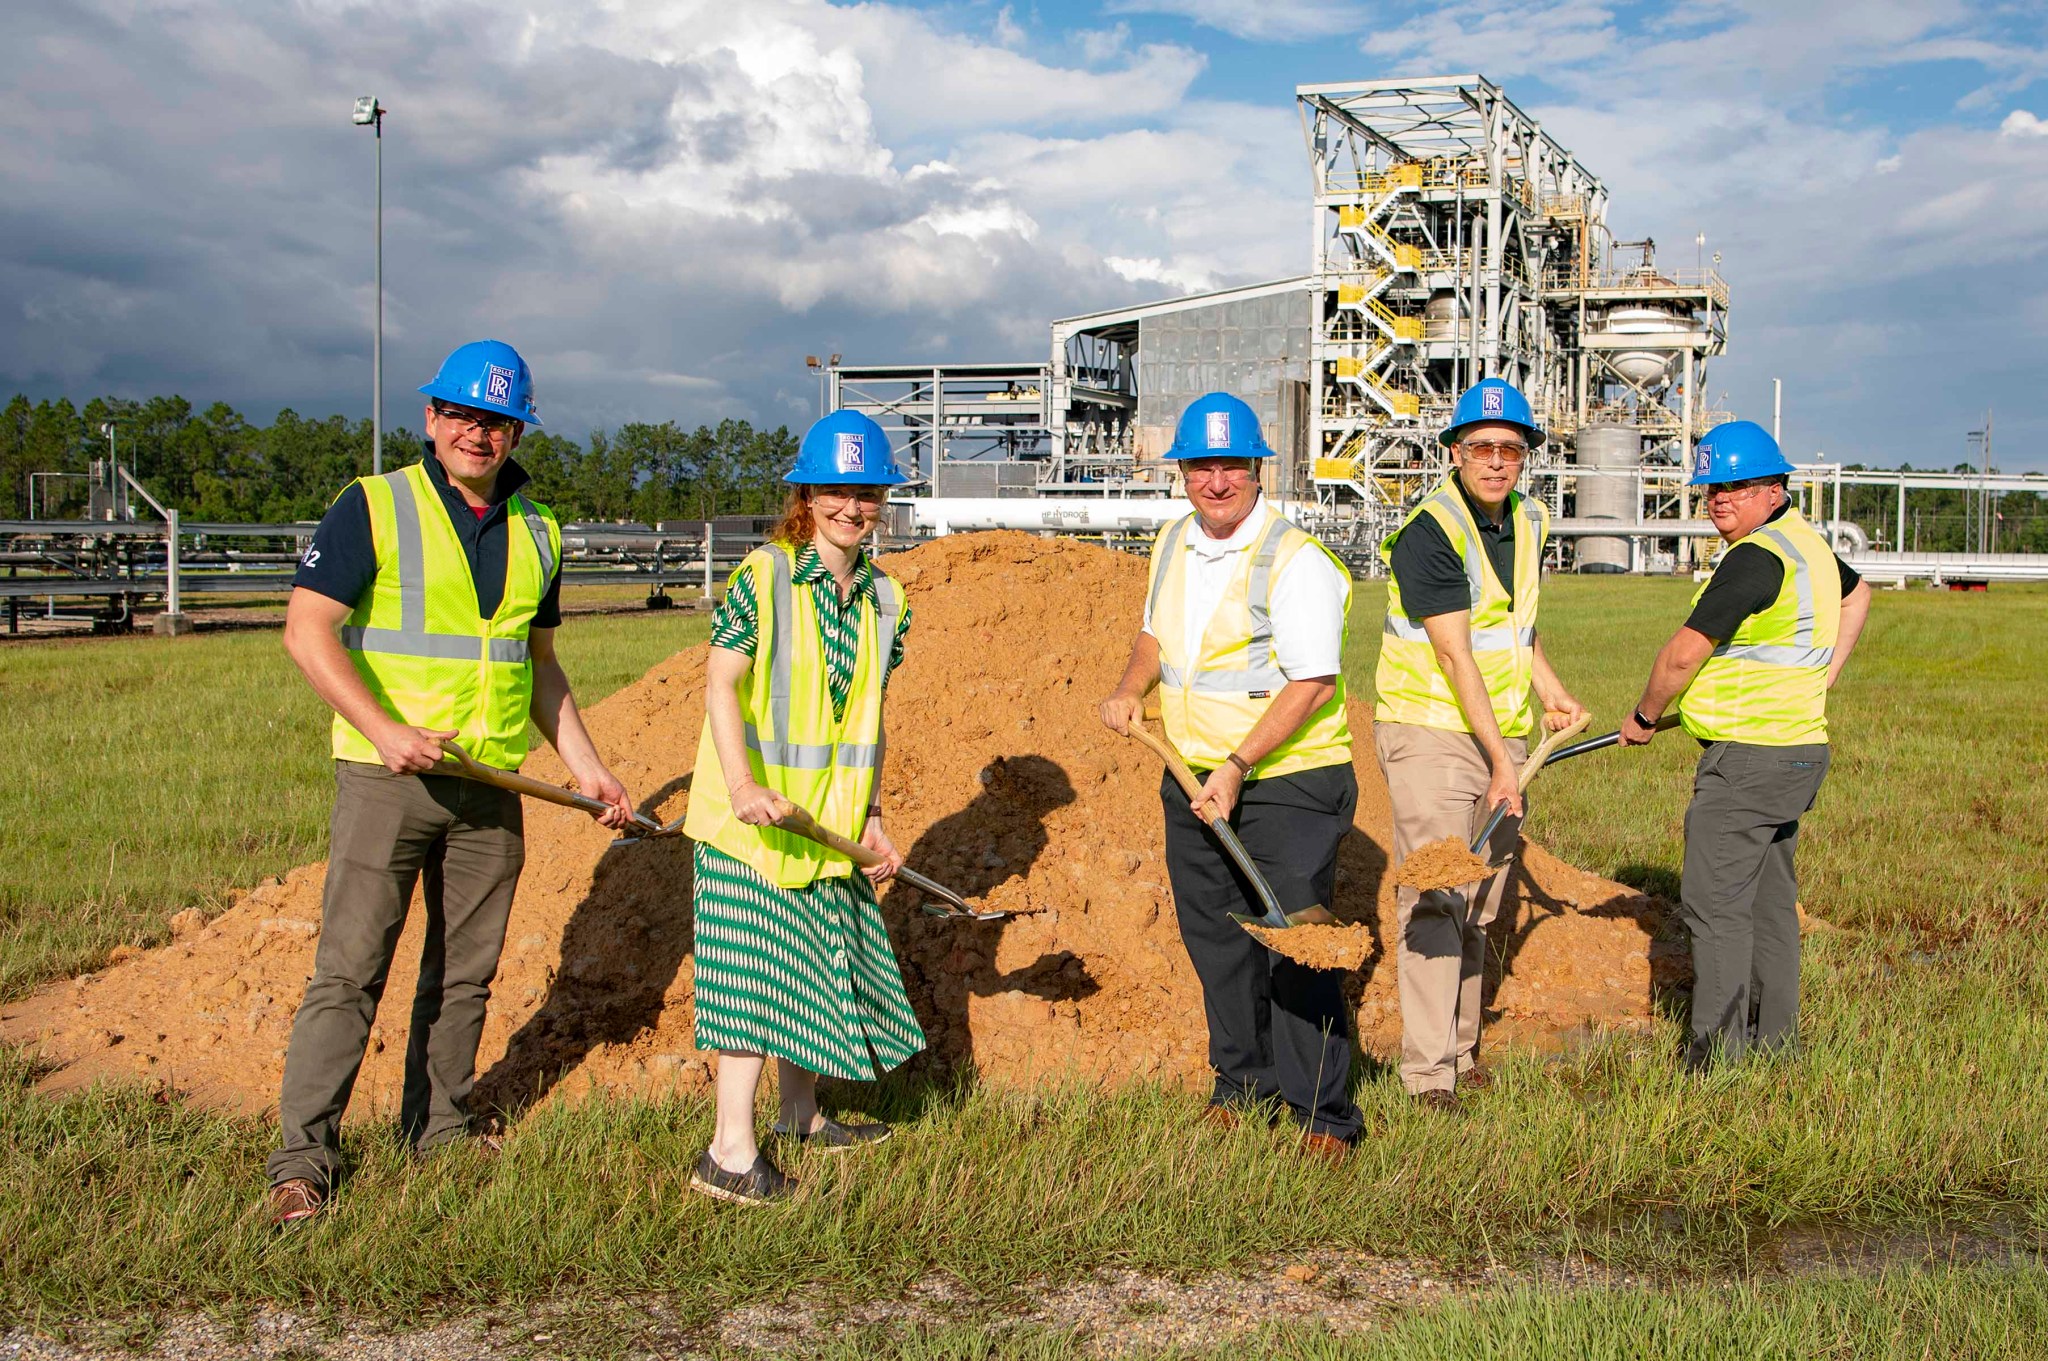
[1703,480,1778,502]
[431,403,520,436]
[1458,440,1529,466]
[810,486,887,509]
[1183,464,1256,484]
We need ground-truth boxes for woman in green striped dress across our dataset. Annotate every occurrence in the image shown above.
[680,410,925,1205]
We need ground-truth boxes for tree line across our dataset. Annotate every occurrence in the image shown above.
[5,391,2044,553]
[0,394,799,526]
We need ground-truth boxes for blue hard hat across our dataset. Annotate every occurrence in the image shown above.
[1687,420,1795,486]
[418,340,543,427]
[1166,392,1273,460]
[1440,378,1544,448]
[786,410,907,486]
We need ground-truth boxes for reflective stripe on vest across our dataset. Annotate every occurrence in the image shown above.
[683,544,896,887]
[1146,508,1353,780]
[1156,515,1293,694]
[1373,478,1546,738]
[332,463,559,770]
[1680,508,1839,746]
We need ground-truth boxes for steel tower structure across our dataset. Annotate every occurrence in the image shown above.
[1299,75,1729,566]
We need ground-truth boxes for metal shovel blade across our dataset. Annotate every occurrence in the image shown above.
[611,814,688,847]
[899,866,1009,921]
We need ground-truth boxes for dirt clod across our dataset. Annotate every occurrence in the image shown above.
[1,532,1665,1115]
[1393,839,1497,893]
[1244,923,1377,971]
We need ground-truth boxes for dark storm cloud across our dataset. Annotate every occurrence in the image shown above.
[0,1,1208,435]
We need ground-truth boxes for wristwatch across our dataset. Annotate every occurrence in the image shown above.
[1225,752,1253,777]
[1632,709,1657,731]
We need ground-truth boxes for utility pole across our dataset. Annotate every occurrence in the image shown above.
[1772,377,1782,445]
[1974,405,1990,556]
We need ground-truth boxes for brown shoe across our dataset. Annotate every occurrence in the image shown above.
[267,1178,324,1228]
[1198,1103,1240,1131]
[1300,1132,1352,1161]
[1459,1066,1493,1092]
[1412,1088,1463,1115]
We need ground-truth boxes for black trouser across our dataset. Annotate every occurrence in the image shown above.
[1160,763,1362,1142]
[1681,740,1830,1069]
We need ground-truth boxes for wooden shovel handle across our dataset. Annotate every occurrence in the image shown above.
[436,738,613,816]
[1119,720,1208,805]
[770,797,884,868]
[1517,711,1594,791]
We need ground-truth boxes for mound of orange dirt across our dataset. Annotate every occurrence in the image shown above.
[1,532,1664,1118]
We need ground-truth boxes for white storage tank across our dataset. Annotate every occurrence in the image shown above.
[1597,292,1691,388]
[1574,424,1640,573]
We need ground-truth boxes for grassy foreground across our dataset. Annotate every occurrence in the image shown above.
[0,574,2043,1344]
[0,605,710,1000]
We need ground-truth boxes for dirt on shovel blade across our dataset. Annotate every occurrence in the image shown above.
[1393,839,1498,894]
[1243,922,1376,972]
[1,532,1670,1118]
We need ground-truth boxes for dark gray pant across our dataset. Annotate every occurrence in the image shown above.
[267,762,525,1189]
[1680,740,1830,1069]
[1161,764,1362,1143]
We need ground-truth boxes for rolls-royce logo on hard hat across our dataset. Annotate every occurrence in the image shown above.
[1695,445,1712,476]
[835,432,864,473]
[1481,387,1505,416]
[1206,411,1231,448]
[484,364,515,406]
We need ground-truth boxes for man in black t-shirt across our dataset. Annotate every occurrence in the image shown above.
[1620,421,1872,1067]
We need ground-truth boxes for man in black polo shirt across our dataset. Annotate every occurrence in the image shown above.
[1373,379,1585,1110]
[266,341,633,1225]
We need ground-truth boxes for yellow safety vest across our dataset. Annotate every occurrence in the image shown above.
[331,461,561,772]
[1374,477,1547,739]
[1145,509,1353,779]
[1680,507,1840,746]
[684,544,906,888]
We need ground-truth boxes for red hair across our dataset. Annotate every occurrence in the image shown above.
[769,488,815,547]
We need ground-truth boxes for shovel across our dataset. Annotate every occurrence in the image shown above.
[1461,710,1680,861]
[1464,711,1596,859]
[768,797,1006,921]
[1117,719,1335,931]
[436,738,684,846]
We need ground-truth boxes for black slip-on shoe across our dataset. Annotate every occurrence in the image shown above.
[772,1115,894,1153]
[689,1151,797,1206]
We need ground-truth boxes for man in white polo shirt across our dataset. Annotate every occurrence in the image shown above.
[1099,392,1362,1158]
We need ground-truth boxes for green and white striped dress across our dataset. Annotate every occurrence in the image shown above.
[692,543,926,1080]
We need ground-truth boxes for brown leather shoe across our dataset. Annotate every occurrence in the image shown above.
[1412,1088,1463,1115]
[267,1178,324,1228]
[1198,1103,1240,1131]
[1459,1065,1493,1092]
[1300,1132,1351,1161]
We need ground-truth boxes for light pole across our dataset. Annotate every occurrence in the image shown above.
[804,352,841,418]
[353,96,385,474]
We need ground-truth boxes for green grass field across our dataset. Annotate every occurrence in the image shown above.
[1,576,2043,1355]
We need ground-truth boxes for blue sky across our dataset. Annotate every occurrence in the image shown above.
[3,0,2045,471]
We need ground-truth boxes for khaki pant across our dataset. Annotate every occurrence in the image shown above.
[267,761,524,1190]
[1373,721,1526,1095]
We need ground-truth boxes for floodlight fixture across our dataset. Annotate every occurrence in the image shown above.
[352,96,381,126]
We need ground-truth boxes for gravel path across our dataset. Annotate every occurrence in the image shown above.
[6,1232,2035,1360]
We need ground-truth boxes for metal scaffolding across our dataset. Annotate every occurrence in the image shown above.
[1296,75,1729,567]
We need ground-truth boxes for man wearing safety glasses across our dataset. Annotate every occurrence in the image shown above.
[1374,378,1586,1112]
[1619,420,1871,1070]
[265,340,634,1225]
